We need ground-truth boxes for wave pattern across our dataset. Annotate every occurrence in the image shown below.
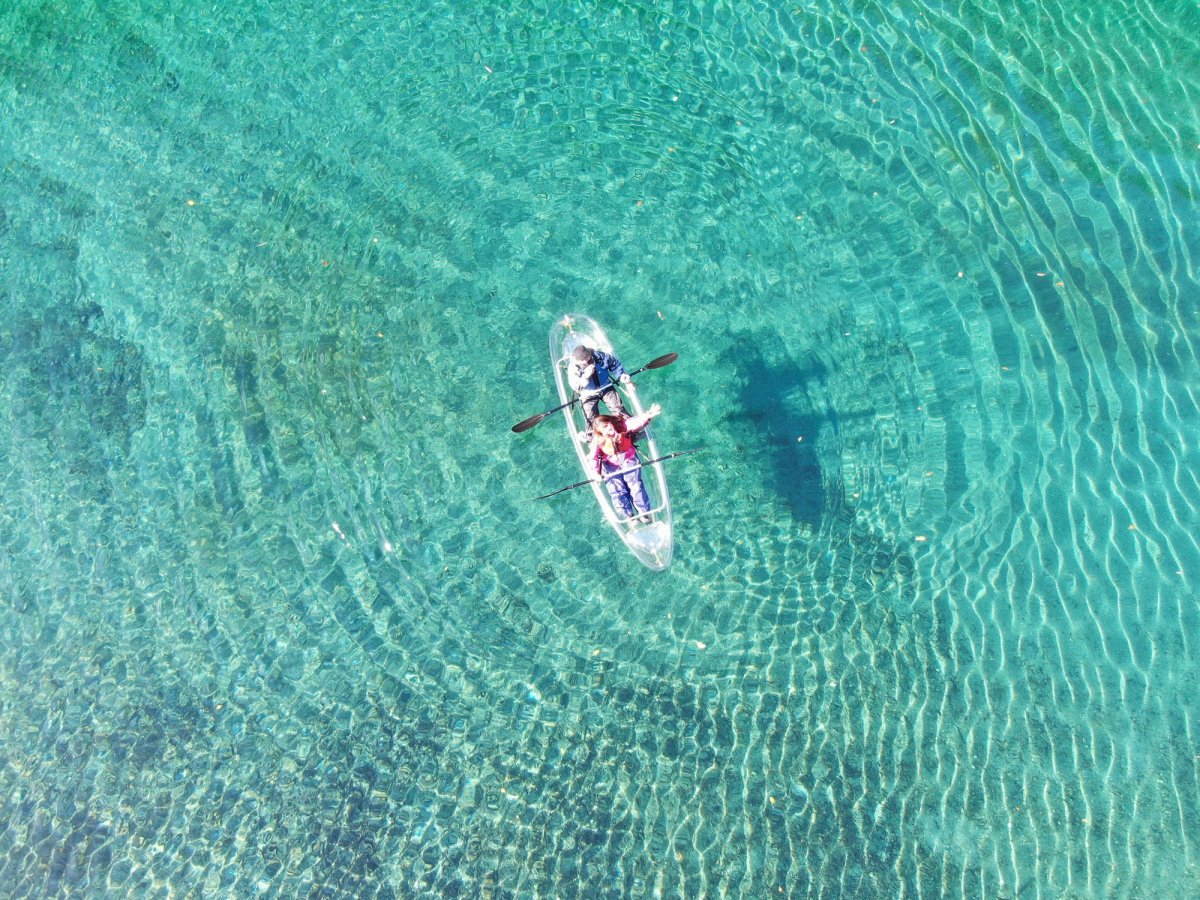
[2,0,1199,896]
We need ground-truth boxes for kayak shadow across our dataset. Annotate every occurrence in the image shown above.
[719,335,842,526]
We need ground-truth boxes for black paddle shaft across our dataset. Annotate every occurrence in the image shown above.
[510,352,678,433]
[532,447,703,501]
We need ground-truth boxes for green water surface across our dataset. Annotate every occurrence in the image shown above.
[2,0,1199,896]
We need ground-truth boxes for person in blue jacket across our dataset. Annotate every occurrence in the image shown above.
[567,345,630,437]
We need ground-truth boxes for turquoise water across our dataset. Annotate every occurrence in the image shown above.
[2,0,1199,895]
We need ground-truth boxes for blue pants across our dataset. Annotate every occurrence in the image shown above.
[602,459,651,518]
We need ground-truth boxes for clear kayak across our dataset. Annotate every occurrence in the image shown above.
[549,313,674,570]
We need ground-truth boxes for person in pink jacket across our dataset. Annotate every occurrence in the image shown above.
[589,404,662,522]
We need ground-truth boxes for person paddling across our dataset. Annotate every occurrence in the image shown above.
[568,345,629,439]
[589,405,662,523]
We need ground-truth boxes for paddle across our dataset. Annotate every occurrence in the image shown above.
[510,352,679,433]
[532,447,704,500]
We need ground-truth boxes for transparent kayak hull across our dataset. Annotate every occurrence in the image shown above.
[549,314,674,571]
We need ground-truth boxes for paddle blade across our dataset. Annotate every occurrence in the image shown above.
[512,396,579,433]
[643,352,678,370]
[511,413,546,433]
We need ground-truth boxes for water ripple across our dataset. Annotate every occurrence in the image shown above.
[3,0,1200,896]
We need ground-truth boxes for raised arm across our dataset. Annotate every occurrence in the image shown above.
[622,402,662,434]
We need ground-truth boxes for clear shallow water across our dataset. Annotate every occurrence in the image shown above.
[1,0,1198,896]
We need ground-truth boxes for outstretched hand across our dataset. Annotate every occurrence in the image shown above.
[645,402,662,418]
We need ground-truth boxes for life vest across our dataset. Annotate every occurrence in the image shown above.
[592,420,641,472]
[568,350,622,396]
